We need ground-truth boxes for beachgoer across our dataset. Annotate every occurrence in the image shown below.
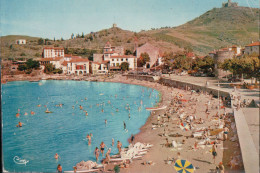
[112,138,114,146]
[123,121,126,130]
[16,113,20,118]
[54,153,60,160]
[24,112,28,116]
[79,105,83,110]
[100,142,106,156]
[31,111,35,115]
[86,134,91,145]
[85,111,88,116]
[94,147,100,162]
[212,142,217,164]
[105,119,107,126]
[131,134,135,144]
[73,166,77,173]
[57,164,62,173]
[17,121,23,127]
[102,148,111,164]
[177,152,181,159]
[117,140,122,153]
[217,162,225,173]
[223,126,229,141]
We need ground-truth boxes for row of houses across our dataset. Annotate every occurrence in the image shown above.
[209,41,260,77]
[36,42,164,75]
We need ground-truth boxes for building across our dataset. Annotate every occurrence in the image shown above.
[90,62,101,75]
[222,0,238,7]
[244,42,260,56]
[92,42,137,73]
[38,57,64,69]
[136,43,162,69]
[42,47,64,58]
[110,55,137,70]
[16,39,26,44]
[67,58,90,75]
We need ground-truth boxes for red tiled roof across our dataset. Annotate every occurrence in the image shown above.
[111,55,136,58]
[44,47,64,50]
[246,42,260,47]
[69,58,89,63]
[231,45,237,48]
[104,51,116,54]
[91,62,101,65]
[62,61,68,66]
[38,57,63,61]
[101,60,110,64]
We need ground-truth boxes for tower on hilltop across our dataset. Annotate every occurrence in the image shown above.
[222,0,238,7]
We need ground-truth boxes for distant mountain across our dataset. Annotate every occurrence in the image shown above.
[1,6,259,59]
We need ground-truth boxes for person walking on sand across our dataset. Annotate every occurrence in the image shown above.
[117,140,122,153]
[212,142,217,164]
[100,141,106,156]
[223,126,229,141]
[94,147,100,162]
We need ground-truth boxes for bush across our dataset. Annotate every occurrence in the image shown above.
[20,52,26,56]
[114,165,120,173]
[25,69,32,74]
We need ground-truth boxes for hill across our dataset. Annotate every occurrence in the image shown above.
[0,6,259,59]
[145,6,259,54]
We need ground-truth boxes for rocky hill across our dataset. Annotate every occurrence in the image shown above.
[1,6,259,59]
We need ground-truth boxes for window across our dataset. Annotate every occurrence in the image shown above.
[121,59,123,61]
[112,59,114,61]
[126,59,128,61]
[117,59,119,61]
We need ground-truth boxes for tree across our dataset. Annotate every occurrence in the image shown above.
[26,59,40,70]
[44,63,55,74]
[120,62,129,71]
[81,32,85,38]
[38,38,44,45]
[71,33,74,39]
[138,52,150,67]
[17,64,27,71]
[125,49,133,55]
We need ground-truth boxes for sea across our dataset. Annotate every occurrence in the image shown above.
[2,80,159,172]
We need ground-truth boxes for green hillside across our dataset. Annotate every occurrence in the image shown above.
[1,6,259,59]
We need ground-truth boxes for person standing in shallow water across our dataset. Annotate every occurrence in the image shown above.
[57,164,62,173]
[100,141,106,156]
[94,147,100,162]
[123,121,126,130]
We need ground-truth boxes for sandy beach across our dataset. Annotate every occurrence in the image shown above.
[102,75,243,173]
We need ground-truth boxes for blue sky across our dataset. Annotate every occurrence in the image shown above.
[0,0,259,39]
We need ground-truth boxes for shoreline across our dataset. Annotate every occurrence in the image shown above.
[2,74,244,172]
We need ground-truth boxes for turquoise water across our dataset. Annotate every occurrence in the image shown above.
[2,80,159,172]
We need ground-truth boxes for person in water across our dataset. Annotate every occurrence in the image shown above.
[54,153,61,160]
[57,164,62,173]
[17,121,23,127]
[94,147,100,162]
[86,134,91,145]
[123,121,126,130]
[16,113,20,118]
[79,105,83,110]
[131,134,135,144]
[100,141,106,156]
[105,119,107,126]
[117,140,122,153]
[112,138,114,146]
[30,111,35,115]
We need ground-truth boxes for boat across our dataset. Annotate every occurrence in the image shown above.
[145,105,167,111]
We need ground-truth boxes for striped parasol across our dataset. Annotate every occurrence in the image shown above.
[179,123,190,131]
[174,159,194,173]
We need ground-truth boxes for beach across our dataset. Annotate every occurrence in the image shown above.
[104,75,243,173]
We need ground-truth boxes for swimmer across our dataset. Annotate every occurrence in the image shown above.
[90,133,93,137]
[86,134,91,145]
[16,113,20,118]
[85,112,88,116]
[105,119,107,126]
[117,140,122,153]
[94,147,100,162]
[44,105,47,108]
[79,105,83,110]
[112,138,114,146]
[140,100,143,105]
[54,153,60,160]
[37,104,41,107]
[100,142,106,156]
[123,121,126,130]
[116,108,119,112]
[72,106,75,109]
[128,113,131,119]
[18,109,20,112]
[30,111,35,115]
[24,112,28,116]
[16,121,23,127]
[45,108,51,113]
[101,109,104,113]
[85,97,87,100]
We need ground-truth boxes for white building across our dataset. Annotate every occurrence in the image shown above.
[16,39,26,44]
[110,55,137,70]
[43,47,64,58]
[244,42,260,56]
[67,58,90,75]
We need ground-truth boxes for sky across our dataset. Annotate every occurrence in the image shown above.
[0,0,259,39]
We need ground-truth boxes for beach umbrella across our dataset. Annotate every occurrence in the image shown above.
[174,159,194,173]
[179,123,190,131]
